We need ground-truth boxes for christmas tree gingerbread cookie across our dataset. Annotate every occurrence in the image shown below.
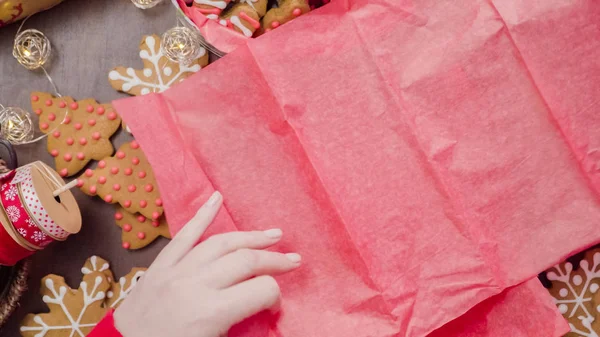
[108,34,209,96]
[77,141,164,220]
[31,92,122,177]
[114,205,171,250]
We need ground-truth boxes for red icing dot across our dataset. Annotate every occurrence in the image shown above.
[92,132,101,140]
[66,138,74,146]
[155,198,163,206]
[48,113,56,121]
[97,107,105,115]
[70,102,78,110]
[151,220,160,227]
[86,105,94,113]
[74,123,82,130]
[85,169,93,177]
[77,152,85,160]
[41,123,49,130]
[115,212,124,220]
[152,211,160,220]
[113,184,121,191]
[90,185,97,194]
[59,168,68,177]
[98,176,107,184]
[139,200,147,208]
[79,137,87,145]
[123,224,132,232]
[34,108,42,115]
[128,185,136,192]
[50,149,59,157]
[88,119,96,126]
[110,167,119,174]
[137,232,146,239]
[98,160,106,168]
[64,116,71,124]
[131,157,140,165]
[59,101,66,108]
[122,242,131,249]
[107,112,117,120]
[130,141,140,149]
[116,151,126,159]
[137,215,146,223]
[293,8,302,16]
[63,153,72,162]
[45,99,53,106]
[104,195,113,202]
[52,131,61,138]
[271,21,280,28]
[138,171,147,179]
[31,95,39,102]
[144,184,153,192]
[124,168,133,176]
[124,200,132,208]
[76,179,84,187]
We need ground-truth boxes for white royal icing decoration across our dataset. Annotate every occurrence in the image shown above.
[547,253,600,337]
[108,35,205,94]
[109,270,146,308]
[194,0,227,9]
[81,255,110,275]
[230,16,253,37]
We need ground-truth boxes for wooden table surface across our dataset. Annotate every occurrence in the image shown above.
[0,1,178,334]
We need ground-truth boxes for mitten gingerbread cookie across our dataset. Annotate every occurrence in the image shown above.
[77,141,163,220]
[262,0,310,31]
[34,94,122,177]
[108,34,209,96]
[114,206,171,250]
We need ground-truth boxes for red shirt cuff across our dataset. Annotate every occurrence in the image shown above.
[88,309,124,337]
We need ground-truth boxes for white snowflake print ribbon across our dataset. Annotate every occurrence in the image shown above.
[6,205,20,222]
[5,185,18,201]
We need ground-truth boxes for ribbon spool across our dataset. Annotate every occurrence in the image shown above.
[0,162,81,265]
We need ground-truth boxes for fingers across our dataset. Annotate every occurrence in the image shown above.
[201,249,301,289]
[180,229,283,266]
[220,275,282,326]
[153,191,222,267]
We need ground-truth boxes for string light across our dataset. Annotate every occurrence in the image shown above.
[12,29,51,71]
[160,27,204,66]
[130,0,163,9]
[0,107,34,145]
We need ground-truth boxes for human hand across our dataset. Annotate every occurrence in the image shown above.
[114,191,301,337]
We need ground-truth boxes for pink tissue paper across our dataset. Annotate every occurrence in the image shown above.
[114,0,599,335]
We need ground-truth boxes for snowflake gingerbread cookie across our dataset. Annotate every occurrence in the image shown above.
[108,34,209,96]
[20,256,146,337]
[546,248,600,337]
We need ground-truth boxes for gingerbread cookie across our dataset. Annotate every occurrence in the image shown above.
[262,0,310,32]
[546,248,600,336]
[30,92,75,134]
[20,256,146,337]
[108,34,209,96]
[221,2,264,37]
[106,268,146,308]
[114,206,170,250]
[34,93,122,177]
[20,269,112,337]
[193,0,233,16]
[77,141,163,220]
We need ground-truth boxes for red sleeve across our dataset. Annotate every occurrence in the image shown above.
[88,309,123,337]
